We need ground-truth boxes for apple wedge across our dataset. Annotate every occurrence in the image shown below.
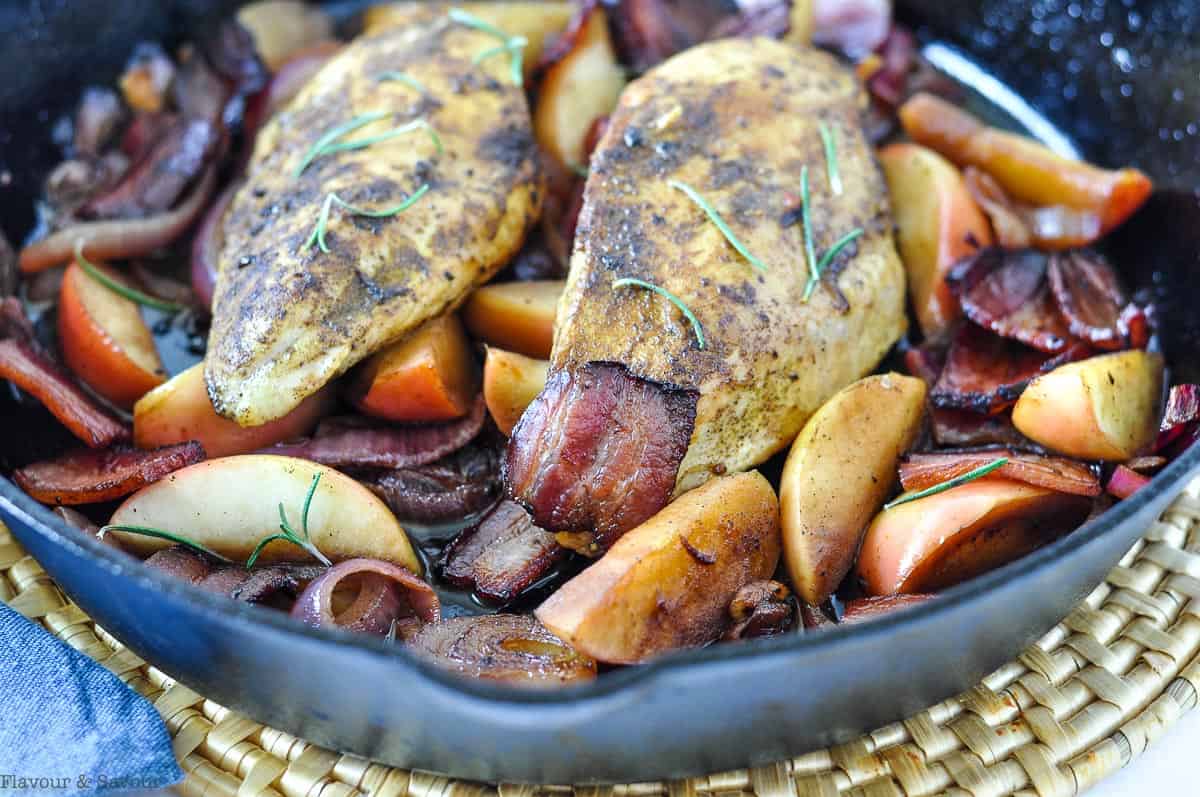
[483,347,549,435]
[857,479,1092,595]
[779,373,927,606]
[1012,350,1165,461]
[536,471,781,664]
[108,455,421,572]
[879,142,993,338]
[58,261,166,407]
[462,280,563,360]
[133,363,334,458]
[347,314,479,423]
[364,2,573,82]
[534,5,627,172]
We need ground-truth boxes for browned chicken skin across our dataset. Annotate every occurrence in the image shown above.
[207,7,542,426]
[508,38,907,552]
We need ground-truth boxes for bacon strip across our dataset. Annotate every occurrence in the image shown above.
[0,299,128,448]
[505,362,698,553]
[802,594,936,630]
[363,441,501,525]
[263,394,485,470]
[14,441,205,506]
[1047,250,1132,350]
[930,324,1061,415]
[899,449,1101,497]
[442,501,565,604]
[948,248,1071,354]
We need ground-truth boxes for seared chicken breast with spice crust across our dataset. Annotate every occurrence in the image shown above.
[207,7,542,426]
[506,38,907,554]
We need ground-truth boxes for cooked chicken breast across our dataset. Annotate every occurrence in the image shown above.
[207,7,542,426]
[507,38,907,552]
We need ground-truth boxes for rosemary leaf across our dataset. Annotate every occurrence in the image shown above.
[884,458,1010,510]
[247,474,333,568]
[330,184,430,217]
[245,533,291,570]
[302,194,335,253]
[319,117,443,157]
[803,227,864,302]
[447,7,510,40]
[818,122,843,196]
[799,166,817,293]
[294,111,390,177]
[376,71,428,94]
[99,524,233,565]
[448,7,526,87]
[613,277,705,350]
[300,472,322,540]
[74,241,185,313]
[669,179,767,273]
[567,161,590,178]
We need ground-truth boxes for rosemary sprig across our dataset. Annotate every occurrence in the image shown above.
[376,71,428,95]
[567,161,590,178]
[98,524,234,565]
[303,185,430,252]
[318,117,443,157]
[73,241,186,313]
[883,457,1010,511]
[448,7,526,87]
[669,179,766,273]
[294,111,390,177]
[803,227,864,302]
[302,194,335,253]
[818,122,843,196]
[246,473,333,569]
[613,277,705,349]
[799,166,817,291]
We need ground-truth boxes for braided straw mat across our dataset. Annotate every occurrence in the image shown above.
[5,479,1200,797]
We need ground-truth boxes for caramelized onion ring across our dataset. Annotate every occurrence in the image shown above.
[290,559,439,637]
[191,179,239,311]
[19,167,217,274]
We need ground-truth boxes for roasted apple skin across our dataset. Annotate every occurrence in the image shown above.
[59,260,166,408]
[108,455,421,571]
[857,479,1092,595]
[878,142,992,338]
[535,471,781,664]
[1012,350,1165,461]
[780,373,927,606]
[483,347,549,436]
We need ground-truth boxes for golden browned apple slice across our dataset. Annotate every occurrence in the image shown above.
[483,347,549,436]
[779,373,927,605]
[108,455,420,572]
[856,479,1092,595]
[462,280,563,360]
[1012,350,1164,461]
[535,471,781,664]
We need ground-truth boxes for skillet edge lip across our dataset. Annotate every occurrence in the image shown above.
[1,434,1196,706]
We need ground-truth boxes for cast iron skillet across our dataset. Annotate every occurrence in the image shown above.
[1,0,1199,784]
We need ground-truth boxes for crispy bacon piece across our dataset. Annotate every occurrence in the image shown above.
[1047,251,1133,350]
[930,408,1033,448]
[903,341,946,386]
[442,501,565,604]
[930,324,1059,415]
[13,441,205,506]
[363,441,501,525]
[505,363,698,553]
[801,594,936,630]
[609,0,735,72]
[263,394,486,470]
[0,299,128,448]
[146,545,323,606]
[408,614,597,685]
[82,118,219,220]
[899,449,1101,497]
[948,249,1071,354]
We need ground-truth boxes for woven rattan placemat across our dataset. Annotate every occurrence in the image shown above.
[4,479,1200,796]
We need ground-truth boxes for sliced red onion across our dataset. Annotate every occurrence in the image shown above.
[1047,251,1132,350]
[145,546,215,585]
[1107,465,1151,500]
[19,167,217,274]
[948,248,1071,354]
[263,393,486,470]
[53,506,125,552]
[802,594,935,630]
[812,0,892,58]
[290,559,439,637]
[191,179,240,311]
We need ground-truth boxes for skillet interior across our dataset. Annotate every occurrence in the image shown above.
[0,0,1198,783]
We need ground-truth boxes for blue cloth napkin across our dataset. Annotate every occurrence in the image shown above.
[0,603,182,796]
